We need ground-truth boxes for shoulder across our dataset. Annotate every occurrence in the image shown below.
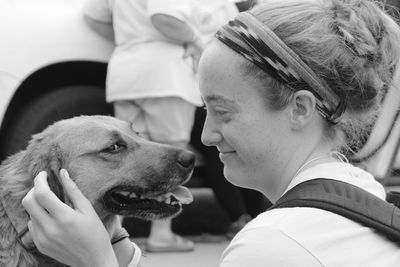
[221,207,400,267]
[83,0,113,22]
[220,224,323,267]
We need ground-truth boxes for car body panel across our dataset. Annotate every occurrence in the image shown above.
[0,72,19,125]
[0,0,113,122]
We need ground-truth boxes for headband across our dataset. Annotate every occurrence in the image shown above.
[215,12,346,124]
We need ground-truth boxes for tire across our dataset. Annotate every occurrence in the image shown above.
[0,85,113,160]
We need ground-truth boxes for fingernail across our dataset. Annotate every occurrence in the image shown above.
[36,171,47,180]
[60,169,70,180]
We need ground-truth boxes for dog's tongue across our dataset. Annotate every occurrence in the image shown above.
[170,186,193,204]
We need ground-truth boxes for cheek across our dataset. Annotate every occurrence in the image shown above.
[67,159,115,203]
[235,119,283,167]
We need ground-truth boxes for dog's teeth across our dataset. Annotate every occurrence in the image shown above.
[164,192,173,199]
[129,192,137,198]
[165,197,171,204]
[155,196,164,201]
[119,191,130,197]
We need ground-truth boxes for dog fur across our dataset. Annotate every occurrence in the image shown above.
[0,115,194,267]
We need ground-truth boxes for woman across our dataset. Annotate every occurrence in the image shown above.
[22,0,400,266]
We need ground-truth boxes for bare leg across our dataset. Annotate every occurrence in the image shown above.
[146,141,194,252]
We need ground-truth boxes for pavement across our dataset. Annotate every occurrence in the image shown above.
[132,235,229,267]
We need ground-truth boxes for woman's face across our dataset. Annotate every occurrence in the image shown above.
[198,41,291,193]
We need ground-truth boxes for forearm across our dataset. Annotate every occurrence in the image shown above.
[84,15,114,42]
[95,255,119,267]
[151,14,199,44]
[82,243,119,267]
[112,238,135,267]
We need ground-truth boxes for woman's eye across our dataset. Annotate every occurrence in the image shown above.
[214,107,230,117]
[103,143,126,153]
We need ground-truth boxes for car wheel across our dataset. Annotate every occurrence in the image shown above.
[0,85,113,161]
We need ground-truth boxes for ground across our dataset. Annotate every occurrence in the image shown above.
[133,236,229,267]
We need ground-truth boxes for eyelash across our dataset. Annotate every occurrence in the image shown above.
[214,109,229,116]
[205,107,231,122]
[102,142,126,153]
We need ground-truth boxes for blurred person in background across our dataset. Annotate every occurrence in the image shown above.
[83,0,238,253]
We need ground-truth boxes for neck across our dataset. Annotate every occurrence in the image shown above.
[294,150,348,178]
[268,141,341,202]
[0,193,34,267]
[0,191,33,247]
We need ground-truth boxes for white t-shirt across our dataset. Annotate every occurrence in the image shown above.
[83,0,238,105]
[127,242,141,267]
[220,162,400,267]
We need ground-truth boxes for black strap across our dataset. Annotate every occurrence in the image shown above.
[270,178,400,243]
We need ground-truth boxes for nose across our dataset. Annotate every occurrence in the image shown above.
[201,116,221,147]
[177,150,195,169]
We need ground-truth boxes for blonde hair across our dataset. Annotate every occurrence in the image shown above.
[242,0,400,154]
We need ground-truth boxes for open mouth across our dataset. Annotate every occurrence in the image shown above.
[103,185,193,220]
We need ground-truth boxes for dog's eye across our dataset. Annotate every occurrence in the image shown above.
[102,143,126,153]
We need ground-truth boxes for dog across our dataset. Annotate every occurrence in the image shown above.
[0,115,195,267]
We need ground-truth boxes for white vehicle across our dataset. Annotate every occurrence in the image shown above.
[0,0,114,160]
[0,0,399,185]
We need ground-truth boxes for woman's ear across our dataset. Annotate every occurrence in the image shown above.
[288,90,317,129]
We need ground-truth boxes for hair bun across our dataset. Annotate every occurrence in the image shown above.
[331,0,384,63]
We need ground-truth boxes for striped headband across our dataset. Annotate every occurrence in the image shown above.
[215,12,346,124]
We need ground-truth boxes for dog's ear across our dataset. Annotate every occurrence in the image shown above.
[22,132,66,203]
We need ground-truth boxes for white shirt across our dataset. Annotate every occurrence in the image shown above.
[127,242,141,267]
[220,162,400,267]
[83,0,238,105]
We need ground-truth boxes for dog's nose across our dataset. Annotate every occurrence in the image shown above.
[177,150,195,169]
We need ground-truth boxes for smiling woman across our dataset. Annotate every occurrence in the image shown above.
[200,42,289,195]
[197,0,400,266]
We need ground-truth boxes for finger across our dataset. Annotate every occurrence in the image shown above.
[22,188,52,224]
[27,218,50,253]
[59,169,93,213]
[33,171,71,216]
[27,220,40,249]
[20,226,35,248]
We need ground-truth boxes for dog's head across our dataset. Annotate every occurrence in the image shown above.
[4,115,195,222]
[0,115,195,266]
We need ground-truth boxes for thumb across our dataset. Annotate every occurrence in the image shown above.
[59,169,93,213]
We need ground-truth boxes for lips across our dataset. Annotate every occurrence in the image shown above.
[219,151,236,162]
[217,147,236,154]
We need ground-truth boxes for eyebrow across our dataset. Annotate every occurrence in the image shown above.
[203,95,236,106]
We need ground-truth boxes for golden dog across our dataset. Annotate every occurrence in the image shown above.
[0,115,194,267]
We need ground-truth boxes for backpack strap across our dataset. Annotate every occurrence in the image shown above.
[270,178,400,243]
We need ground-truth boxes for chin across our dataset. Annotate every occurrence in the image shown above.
[223,167,259,191]
[223,168,244,187]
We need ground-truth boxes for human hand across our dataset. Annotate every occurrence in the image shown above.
[183,36,205,74]
[21,170,119,267]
